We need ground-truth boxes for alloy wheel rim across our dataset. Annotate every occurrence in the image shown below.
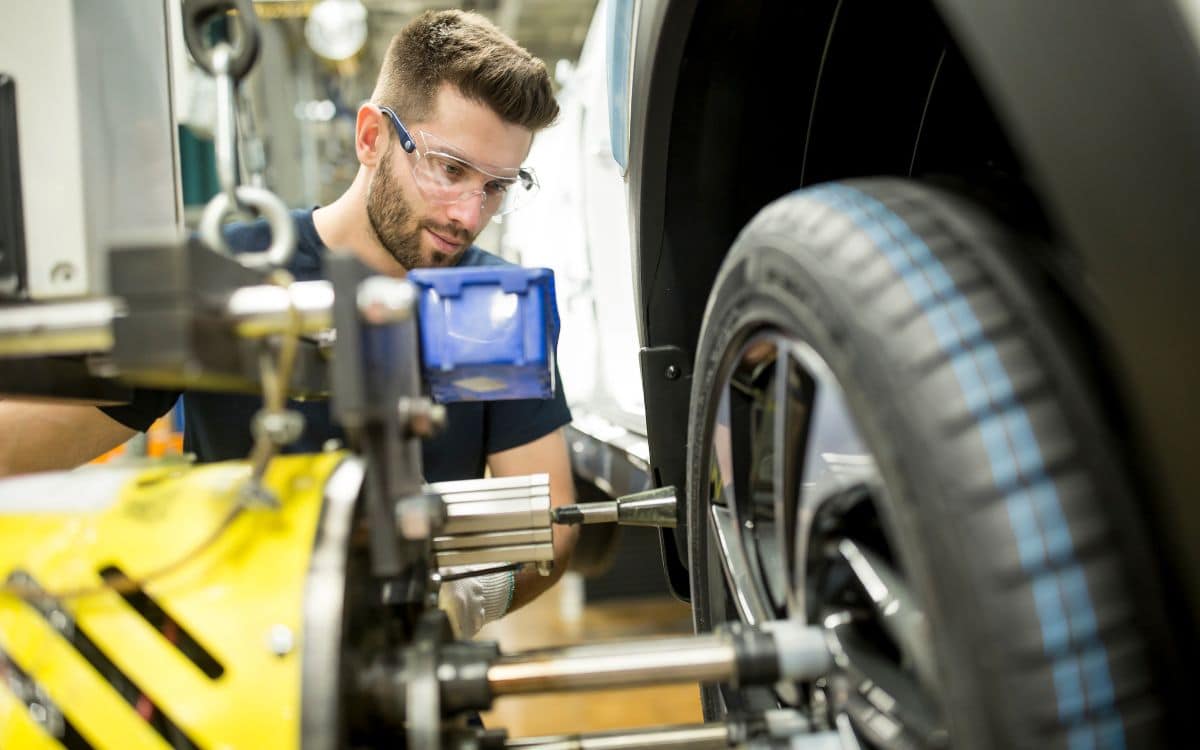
[703,331,948,747]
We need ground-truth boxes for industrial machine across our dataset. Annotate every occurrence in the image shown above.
[0,3,855,749]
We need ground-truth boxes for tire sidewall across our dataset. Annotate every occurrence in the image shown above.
[686,196,1026,747]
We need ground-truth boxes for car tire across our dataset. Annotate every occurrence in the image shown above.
[686,178,1167,748]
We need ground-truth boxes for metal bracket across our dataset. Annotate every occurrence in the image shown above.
[638,345,693,602]
[328,254,433,583]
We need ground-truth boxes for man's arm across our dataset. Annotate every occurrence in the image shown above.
[487,427,578,612]
[0,401,135,477]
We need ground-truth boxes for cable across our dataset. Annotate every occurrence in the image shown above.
[0,501,244,603]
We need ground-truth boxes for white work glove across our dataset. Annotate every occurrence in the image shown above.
[437,569,516,639]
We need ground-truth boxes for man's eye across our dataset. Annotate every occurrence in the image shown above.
[441,161,465,178]
[485,181,511,197]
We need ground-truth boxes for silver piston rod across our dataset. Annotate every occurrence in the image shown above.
[504,723,730,750]
[360,622,835,746]
[504,721,847,750]
[486,620,831,697]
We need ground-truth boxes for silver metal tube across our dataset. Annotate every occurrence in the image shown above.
[434,527,552,551]
[504,724,729,750]
[488,634,738,695]
[442,497,551,535]
[576,501,618,524]
[0,298,118,356]
[434,542,554,568]
[439,486,552,504]
[226,276,415,339]
[227,281,335,338]
[431,474,550,502]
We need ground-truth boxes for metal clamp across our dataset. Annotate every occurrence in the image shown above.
[187,0,293,271]
[200,185,296,270]
[182,0,261,81]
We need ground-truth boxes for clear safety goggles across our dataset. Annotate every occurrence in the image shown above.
[378,105,539,222]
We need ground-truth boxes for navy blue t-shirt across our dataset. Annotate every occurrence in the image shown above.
[99,209,571,483]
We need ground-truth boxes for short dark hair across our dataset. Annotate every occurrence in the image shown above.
[374,10,558,131]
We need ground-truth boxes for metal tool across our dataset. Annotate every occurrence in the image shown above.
[551,485,677,528]
[353,609,841,750]
[485,620,830,696]
[426,474,555,570]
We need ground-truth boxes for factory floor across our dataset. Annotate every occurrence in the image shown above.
[478,573,703,738]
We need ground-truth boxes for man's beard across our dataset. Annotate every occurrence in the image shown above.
[366,146,472,270]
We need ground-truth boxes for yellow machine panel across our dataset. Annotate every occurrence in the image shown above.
[0,453,347,750]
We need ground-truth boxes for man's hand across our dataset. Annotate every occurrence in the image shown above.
[437,569,516,639]
[487,428,578,612]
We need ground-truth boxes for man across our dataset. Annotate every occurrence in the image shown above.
[0,10,577,638]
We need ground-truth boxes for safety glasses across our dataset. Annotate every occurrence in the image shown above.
[377,105,539,221]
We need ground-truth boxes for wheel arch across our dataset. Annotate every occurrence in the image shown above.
[627,0,1200,645]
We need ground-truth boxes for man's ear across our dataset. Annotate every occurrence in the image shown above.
[355,105,388,167]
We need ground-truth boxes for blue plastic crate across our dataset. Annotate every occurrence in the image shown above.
[408,266,559,403]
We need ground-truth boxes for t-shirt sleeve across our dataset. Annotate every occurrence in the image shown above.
[484,360,572,455]
[99,388,180,432]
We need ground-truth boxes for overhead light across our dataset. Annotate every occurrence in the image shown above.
[305,0,368,61]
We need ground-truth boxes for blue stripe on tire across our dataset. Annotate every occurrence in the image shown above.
[798,183,1123,748]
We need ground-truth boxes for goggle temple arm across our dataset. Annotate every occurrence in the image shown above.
[377,105,416,154]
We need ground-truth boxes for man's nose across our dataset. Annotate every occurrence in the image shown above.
[444,194,485,234]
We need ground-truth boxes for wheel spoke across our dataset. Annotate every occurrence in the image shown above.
[709,504,772,626]
[825,614,948,749]
[773,349,808,616]
[713,337,790,619]
[745,340,785,613]
[710,384,735,509]
[786,341,878,619]
[838,540,939,693]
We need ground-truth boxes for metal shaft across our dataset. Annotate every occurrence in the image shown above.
[487,634,738,695]
[552,486,676,528]
[554,500,618,525]
[228,277,415,339]
[0,298,118,356]
[504,723,729,750]
[487,621,830,697]
[227,281,334,338]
